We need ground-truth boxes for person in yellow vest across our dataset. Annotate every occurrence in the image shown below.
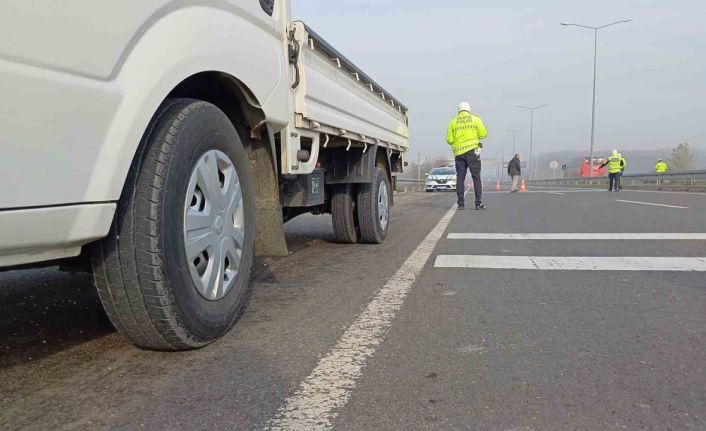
[618,153,626,190]
[599,150,625,191]
[446,102,488,210]
[655,159,668,173]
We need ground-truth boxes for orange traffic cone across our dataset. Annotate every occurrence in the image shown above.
[496,180,501,191]
[520,177,527,193]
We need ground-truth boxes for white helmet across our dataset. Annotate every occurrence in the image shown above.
[612,149,619,156]
[458,102,471,113]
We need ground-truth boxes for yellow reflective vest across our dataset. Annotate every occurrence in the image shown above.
[606,155,623,174]
[446,112,488,156]
[620,157,626,172]
[655,161,668,173]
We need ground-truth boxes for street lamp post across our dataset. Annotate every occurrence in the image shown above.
[496,144,507,182]
[561,19,632,177]
[507,129,522,156]
[515,105,549,181]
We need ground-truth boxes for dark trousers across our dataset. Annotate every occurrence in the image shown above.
[455,151,482,206]
[618,171,623,189]
[609,173,619,191]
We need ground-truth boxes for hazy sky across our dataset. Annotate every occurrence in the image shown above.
[293,0,706,160]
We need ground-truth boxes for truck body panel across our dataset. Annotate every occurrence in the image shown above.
[0,1,276,81]
[0,2,284,210]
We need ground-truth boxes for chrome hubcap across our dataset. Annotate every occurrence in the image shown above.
[183,150,244,301]
[378,181,389,231]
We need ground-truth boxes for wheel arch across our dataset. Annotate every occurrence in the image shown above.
[164,72,290,257]
[167,72,267,137]
[375,146,392,178]
[107,71,288,257]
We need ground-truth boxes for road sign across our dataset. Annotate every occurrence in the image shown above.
[549,160,559,170]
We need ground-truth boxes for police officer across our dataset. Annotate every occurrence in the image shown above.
[599,150,625,191]
[655,159,668,173]
[446,102,488,210]
[618,153,626,190]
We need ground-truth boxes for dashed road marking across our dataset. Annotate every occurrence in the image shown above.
[614,199,689,209]
[434,255,706,271]
[447,233,706,240]
[267,202,458,431]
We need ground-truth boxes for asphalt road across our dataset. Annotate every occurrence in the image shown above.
[1,188,704,430]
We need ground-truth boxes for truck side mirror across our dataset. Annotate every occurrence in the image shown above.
[404,161,409,167]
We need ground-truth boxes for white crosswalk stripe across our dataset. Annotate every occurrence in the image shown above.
[614,199,689,209]
[434,255,706,271]
[447,233,706,240]
[440,233,706,271]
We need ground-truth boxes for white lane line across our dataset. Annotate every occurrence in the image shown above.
[483,190,602,194]
[434,255,706,271]
[528,186,706,196]
[268,203,458,431]
[623,189,706,196]
[546,192,565,195]
[614,199,689,209]
[447,233,706,240]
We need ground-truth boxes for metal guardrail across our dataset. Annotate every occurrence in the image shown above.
[529,170,706,191]
[394,178,426,193]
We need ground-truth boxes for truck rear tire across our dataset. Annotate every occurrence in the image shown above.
[90,98,255,350]
[331,184,359,244]
[357,167,391,244]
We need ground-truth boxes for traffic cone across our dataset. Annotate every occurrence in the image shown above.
[496,180,501,190]
[520,177,527,193]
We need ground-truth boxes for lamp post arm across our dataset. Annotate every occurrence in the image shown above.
[598,19,633,29]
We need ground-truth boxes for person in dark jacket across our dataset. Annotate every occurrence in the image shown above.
[508,154,522,192]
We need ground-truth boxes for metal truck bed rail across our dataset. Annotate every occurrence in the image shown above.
[300,23,408,112]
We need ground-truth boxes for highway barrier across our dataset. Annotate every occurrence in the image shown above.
[529,170,706,192]
[394,178,426,193]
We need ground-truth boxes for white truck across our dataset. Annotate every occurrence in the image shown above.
[0,1,409,350]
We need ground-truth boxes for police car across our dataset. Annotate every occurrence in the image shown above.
[425,167,457,192]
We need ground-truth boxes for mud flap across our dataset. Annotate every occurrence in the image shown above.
[252,126,288,256]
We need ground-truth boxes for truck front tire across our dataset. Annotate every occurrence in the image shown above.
[357,167,391,244]
[90,98,255,350]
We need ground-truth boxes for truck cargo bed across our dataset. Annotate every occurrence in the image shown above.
[291,22,409,152]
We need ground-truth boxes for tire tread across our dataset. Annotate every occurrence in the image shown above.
[331,184,359,244]
[357,167,390,244]
[90,99,224,350]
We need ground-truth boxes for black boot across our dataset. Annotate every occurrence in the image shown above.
[475,202,487,210]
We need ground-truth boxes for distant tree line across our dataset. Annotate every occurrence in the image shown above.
[403,156,452,179]
[669,142,694,171]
